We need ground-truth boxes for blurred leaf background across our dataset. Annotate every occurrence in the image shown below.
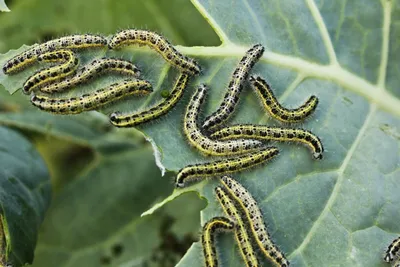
[0,0,218,266]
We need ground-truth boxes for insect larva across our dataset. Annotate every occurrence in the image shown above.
[202,216,235,267]
[22,50,79,94]
[385,236,400,263]
[175,146,279,188]
[220,176,289,267]
[249,75,318,123]
[2,34,107,74]
[210,124,324,160]
[30,79,152,114]
[40,58,141,93]
[108,29,201,75]
[183,84,263,156]
[202,44,264,130]
[215,186,260,267]
[110,73,189,127]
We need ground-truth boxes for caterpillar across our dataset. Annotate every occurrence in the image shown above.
[385,236,400,263]
[215,186,260,267]
[175,146,279,188]
[40,58,141,93]
[183,84,263,156]
[22,50,79,94]
[202,44,264,130]
[110,73,189,127]
[220,176,289,267]
[30,79,152,114]
[249,75,318,123]
[202,216,235,267]
[3,34,107,74]
[210,124,324,160]
[108,29,201,75]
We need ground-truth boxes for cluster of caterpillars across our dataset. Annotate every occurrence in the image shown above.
[2,31,329,267]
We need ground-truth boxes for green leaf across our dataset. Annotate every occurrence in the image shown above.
[0,126,51,267]
[1,0,400,266]
[0,0,9,12]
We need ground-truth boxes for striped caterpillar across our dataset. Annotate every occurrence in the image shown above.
[40,58,141,93]
[202,44,264,130]
[175,146,279,188]
[22,50,79,94]
[220,176,289,267]
[250,75,318,123]
[30,79,152,114]
[183,84,263,156]
[210,124,324,159]
[215,186,260,267]
[110,73,189,127]
[201,216,235,267]
[108,29,201,75]
[385,236,400,264]
[2,34,107,74]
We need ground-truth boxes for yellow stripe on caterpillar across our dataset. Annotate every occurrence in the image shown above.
[202,44,264,130]
[31,79,152,114]
[250,75,318,123]
[202,216,235,267]
[175,146,279,188]
[210,124,324,160]
[221,176,289,267]
[109,29,201,75]
[22,50,79,94]
[110,73,189,127]
[385,236,400,263]
[183,84,263,156]
[40,58,141,93]
[3,34,107,74]
[215,186,259,267]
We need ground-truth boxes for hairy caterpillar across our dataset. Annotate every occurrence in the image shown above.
[175,146,279,188]
[31,79,152,114]
[202,216,235,267]
[220,176,289,267]
[385,236,400,263]
[249,75,318,123]
[215,186,260,267]
[3,34,107,74]
[108,29,201,75]
[210,124,324,159]
[40,58,141,93]
[22,50,79,94]
[110,73,189,127]
[202,44,264,130]
[183,84,263,156]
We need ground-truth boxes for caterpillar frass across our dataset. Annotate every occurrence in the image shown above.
[2,34,107,74]
[175,146,279,188]
[210,124,324,160]
[30,79,152,114]
[202,44,264,130]
[108,29,201,75]
[22,50,79,94]
[385,236,400,263]
[215,186,260,267]
[249,75,318,123]
[220,176,289,267]
[110,73,189,127]
[202,216,235,267]
[183,84,263,156]
[40,58,141,93]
